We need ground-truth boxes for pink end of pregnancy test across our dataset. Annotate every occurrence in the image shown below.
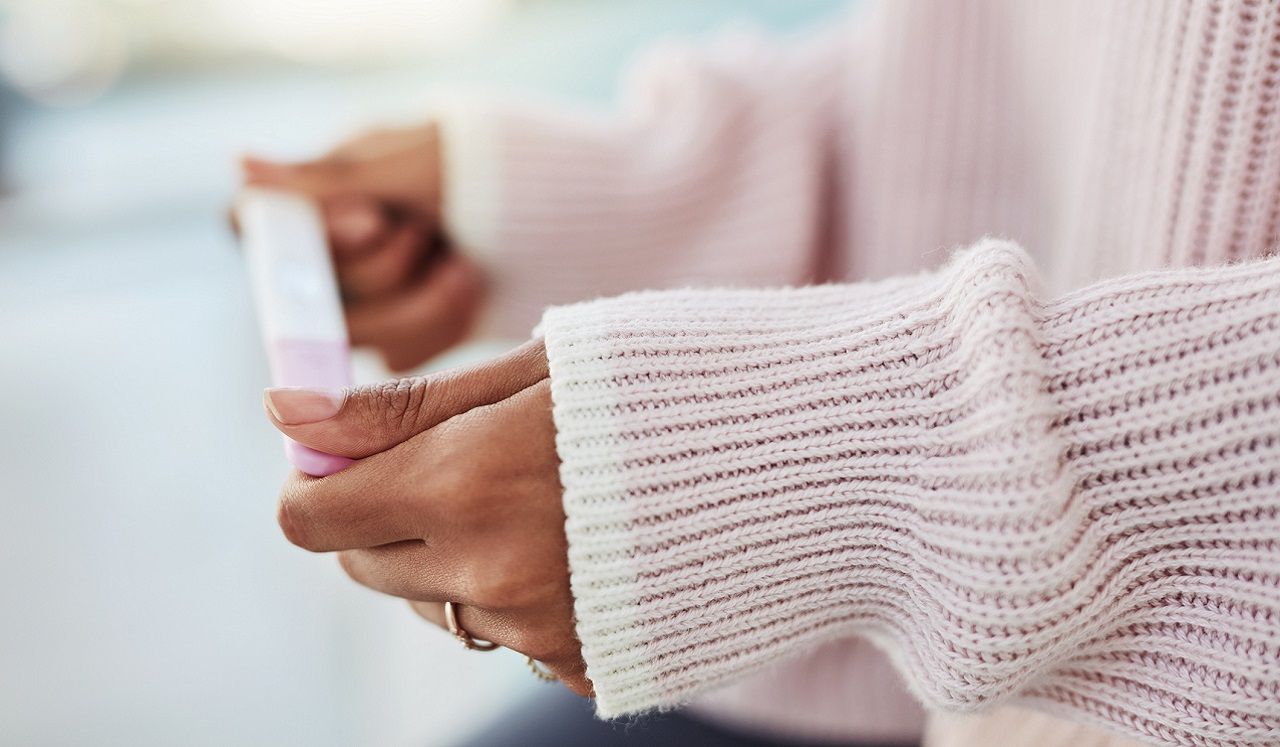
[237,187,355,477]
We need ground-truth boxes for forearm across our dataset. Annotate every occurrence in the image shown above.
[542,241,1280,745]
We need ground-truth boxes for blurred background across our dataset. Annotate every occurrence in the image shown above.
[0,1,847,745]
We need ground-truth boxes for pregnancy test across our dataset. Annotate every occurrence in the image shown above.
[237,187,355,477]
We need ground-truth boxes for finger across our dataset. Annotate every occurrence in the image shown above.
[241,132,437,218]
[337,541,457,602]
[244,155,361,201]
[553,661,594,698]
[409,600,446,627]
[327,127,434,162]
[277,460,436,551]
[408,601,509,650]
[408,601,591,695]
[325,196,393,260]
[322,127,439,216]
[334,219,429,300]
[346,254,484,371]
[263,337,548,459]
[241,156,305,190]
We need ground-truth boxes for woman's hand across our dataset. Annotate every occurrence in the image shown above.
[263,340,591,695]
[242,124,486,372]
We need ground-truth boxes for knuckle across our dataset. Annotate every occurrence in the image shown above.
[467,559,539,612]
[465,570,507,611]
[368,376,433,432]
[276,485,323,552]
[275,493,310,550]
[431,463,469,514]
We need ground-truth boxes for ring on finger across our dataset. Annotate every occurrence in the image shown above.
[444,601,499,652]
[525,656,557,682]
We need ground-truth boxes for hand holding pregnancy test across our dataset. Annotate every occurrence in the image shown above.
[239,148,586,692]
[237,187,355,476]
[261,337,587,693]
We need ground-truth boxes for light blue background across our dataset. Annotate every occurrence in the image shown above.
[0,2,849,745]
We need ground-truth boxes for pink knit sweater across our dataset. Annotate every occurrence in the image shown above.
[437,2,1280,745]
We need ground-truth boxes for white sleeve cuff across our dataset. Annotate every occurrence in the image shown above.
[436,98,503,267]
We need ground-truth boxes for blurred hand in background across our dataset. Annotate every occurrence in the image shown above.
[242,125,486,372]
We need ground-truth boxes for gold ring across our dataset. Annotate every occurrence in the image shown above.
[444,601,499,652]
[526,656,557,681]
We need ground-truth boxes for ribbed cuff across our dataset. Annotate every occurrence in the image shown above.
[544,241,1280,747]
[436,98,503,267]
[543,320,664,715]
[541,244,1047,717]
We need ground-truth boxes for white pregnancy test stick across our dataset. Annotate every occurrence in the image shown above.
[237,187,354,477]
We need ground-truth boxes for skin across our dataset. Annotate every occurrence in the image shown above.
[242,124,487,372]
[262,340,591,696]
[243,129,587,693]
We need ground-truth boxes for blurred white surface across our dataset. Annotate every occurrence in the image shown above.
[0,0,510,105]
[0,2,848,746]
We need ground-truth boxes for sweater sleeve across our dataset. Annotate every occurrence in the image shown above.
[541,240,1280,747]
[435,20,851,339]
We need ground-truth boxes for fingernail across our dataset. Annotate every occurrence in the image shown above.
[264,387,345,424]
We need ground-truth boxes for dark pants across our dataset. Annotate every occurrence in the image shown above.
[454,687,919,747]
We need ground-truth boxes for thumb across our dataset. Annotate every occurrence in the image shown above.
[262,339,549,460]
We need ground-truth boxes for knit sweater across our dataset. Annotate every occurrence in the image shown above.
[437,2,1280,746]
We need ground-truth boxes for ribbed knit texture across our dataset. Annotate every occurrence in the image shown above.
[543,243,1280,746]
[436,1,1280,744]
[439,21,849,339]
